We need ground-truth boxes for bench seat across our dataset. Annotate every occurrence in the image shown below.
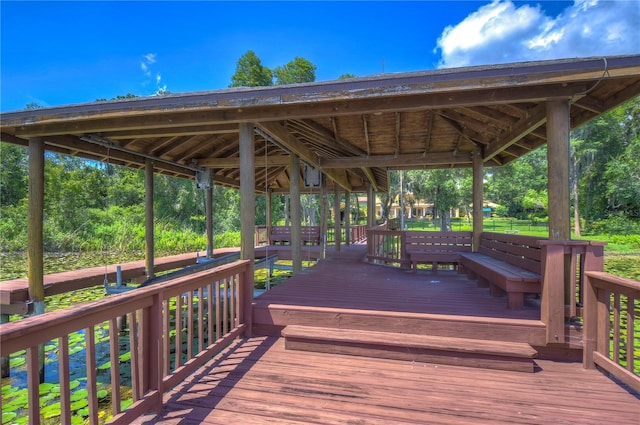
[405,231,472,272]
[458,232,544,310]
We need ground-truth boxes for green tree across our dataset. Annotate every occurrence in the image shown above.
[0,143,28,207]
[406,169,461,231]
[230,50,273,87]
[273,57,316,85]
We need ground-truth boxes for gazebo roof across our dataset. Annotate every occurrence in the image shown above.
[2,55,639,193]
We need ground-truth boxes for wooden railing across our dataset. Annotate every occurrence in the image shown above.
[0,260,253,425]
[326,224,368,245]
[583,271,640,393]
[365,227,409,268]
[254,225,268,246]
[539,241,606,344]
[350,225,368,243]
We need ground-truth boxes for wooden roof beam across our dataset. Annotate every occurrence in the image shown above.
[11,83,591,138]
[361,167,379,192]
[436,113,487,147]
[484,103,547,161]
[320,151,472,168]
[104,123,239,140]
[255,121,352,192]
[196,156,291,168]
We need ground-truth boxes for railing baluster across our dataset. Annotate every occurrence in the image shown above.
[129,312,141,401]
[162,300,170,377]
[231,274,237,328]
[27,345,40,425]
[85,325,99,425]
[109,318,122,415]
[626,296,635,373]
[223,277,229,335]
[187,291,194,360]
[208,281,214,345]
[58,335,71,425]
[175,296,182,368]
[198,287,204,353]
[613,293,621,363]
[216,279,221,341]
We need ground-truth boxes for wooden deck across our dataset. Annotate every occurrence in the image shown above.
[133,336,640,425]
[0,248,240,307]
[252,245,549,347]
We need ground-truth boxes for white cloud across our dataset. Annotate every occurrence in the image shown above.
[139,53,168,95]
[144,53,157,64]
[435,0,640,68]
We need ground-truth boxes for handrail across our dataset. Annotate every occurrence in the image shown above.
[0,260,253,425]
[583,271,639,393]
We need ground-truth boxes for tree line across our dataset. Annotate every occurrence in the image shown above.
[1,52,638,252]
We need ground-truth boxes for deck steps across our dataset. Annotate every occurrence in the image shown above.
[282,325,538,373]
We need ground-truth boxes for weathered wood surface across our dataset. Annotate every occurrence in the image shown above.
[282,325,538,373]
[459,232,544,309]
[404,231,472,271]
[253,245,546,346]
[132,336,640,425]
[0,248,240,305]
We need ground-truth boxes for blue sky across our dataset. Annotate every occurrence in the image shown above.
[1,1,638,112]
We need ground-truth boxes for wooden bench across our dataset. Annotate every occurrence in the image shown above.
[269,226,321,246]
[404,231,472,272]
[459,232,544,310]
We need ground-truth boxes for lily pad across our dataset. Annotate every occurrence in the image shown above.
[2,412,17,425]
[9,357,26,368]
[39,382,57,395]
[40,402,61,419]
[70,389,88,402]
[97,389,109,400]
[71,398,88,411]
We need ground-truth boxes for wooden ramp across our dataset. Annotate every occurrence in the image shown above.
[132,336,640,425]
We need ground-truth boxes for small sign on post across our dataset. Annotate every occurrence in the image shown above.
[304,164,321,188]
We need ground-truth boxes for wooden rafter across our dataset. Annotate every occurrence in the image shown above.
[321,152,472,168]
[255,121,352,191]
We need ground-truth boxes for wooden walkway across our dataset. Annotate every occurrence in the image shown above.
[0,248,239,306]
[133,336,640,424]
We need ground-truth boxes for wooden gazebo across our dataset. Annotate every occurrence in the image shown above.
[2,54,640,425]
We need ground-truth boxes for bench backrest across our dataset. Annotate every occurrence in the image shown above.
[270,226,321,244]
[405,231,473,253]
[479,232,545,274]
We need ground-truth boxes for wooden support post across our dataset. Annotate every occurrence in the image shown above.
[547,99,571,305]
[239,123,255,261]
[145,159,155,279]
[28,137,46,383]
[345,191,351,246]
[547,99,571,240]
[290,154,302,274]
[367,184,375,227]
[266,190,273,247]
[206,180,214,259]
[239,123,255,337]
[472,148,484,252]
[333,184,341,251]
[320,175,328,260]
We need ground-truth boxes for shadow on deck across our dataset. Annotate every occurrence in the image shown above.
[131,245,639,424]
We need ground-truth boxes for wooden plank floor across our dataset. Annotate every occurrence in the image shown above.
[254,244,541,320]
[133,336,640,425]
